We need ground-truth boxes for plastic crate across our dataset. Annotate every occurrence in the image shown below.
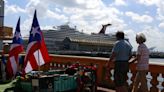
[54,75,61,92]
[31,76,54,92]
[20,81,32,92]
[68,75,77,90]
[39,76,54,92]
[54,74,77,92]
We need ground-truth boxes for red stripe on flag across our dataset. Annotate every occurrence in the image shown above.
[29,54,39,70]
[40,33,50,62]
[9,45,23,56]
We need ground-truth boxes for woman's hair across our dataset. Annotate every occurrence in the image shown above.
[136,33,146,43]
[116,31,124,39]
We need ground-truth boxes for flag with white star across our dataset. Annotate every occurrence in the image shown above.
[12,17,23,44]
[23,10,50,73]
[6,17,24,78]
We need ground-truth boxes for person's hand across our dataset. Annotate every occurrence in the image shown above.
[129,57,136,64]
[129,61,133,64]
[109,62,115,68]
[106,62,110,68]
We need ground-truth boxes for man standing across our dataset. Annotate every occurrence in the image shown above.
[106,31,132,92]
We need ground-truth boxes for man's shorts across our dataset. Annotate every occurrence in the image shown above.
[114,61,129,87]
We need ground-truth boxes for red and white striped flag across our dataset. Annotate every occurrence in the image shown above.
[6,17,24,78]
[23,10,50,73]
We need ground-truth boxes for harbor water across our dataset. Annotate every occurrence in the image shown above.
[149,58,164,64]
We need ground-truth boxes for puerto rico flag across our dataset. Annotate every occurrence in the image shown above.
[23,10,50,73]
[6,17,24,78]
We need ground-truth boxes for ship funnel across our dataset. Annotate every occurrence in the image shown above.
[98,23,112,34]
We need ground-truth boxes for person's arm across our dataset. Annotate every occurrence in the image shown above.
[106,52,116,67]
[129,54,141,64]
[106,42,118,67]
[129,56,137,64]
[109,52,116,62]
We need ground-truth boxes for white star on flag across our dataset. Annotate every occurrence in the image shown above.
[31,27,40,37]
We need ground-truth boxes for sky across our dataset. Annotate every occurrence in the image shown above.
[3,0,164,52]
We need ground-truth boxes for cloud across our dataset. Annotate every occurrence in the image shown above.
[20,18,33,36]
[124,29,138,51]
[45,0,81,8]
[5,0,125,35]
[45,0,125,34]
[25,0,49,17]
[156,0,164,20]
[46,10,68,20]
[68,6,125,34]
[27,0,40,6]
[159,22,164,28]
[46,0,103,9]
[142,26,164,52]
[136,0,164,24]
[125,11,153,23]
[137,0,158,6]
[112,0,127,6]
[5,4,26,15]
[79,0,103,9]
[124,26,164,52]
[131,26,164,52]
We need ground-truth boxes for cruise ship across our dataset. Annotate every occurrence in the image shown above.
[42,24,116,56]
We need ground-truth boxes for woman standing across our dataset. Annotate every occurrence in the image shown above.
[130,33,149,92]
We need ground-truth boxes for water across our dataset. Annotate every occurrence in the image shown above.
[149,58,164,64]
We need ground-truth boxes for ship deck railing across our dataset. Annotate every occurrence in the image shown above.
[39,54,164,92]
[1,54,164,92]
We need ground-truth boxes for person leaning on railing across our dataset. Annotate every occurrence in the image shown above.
[129,33,149,92]
[106,31,132,92]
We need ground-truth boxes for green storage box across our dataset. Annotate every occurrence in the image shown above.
[54,74,77,92]
[21,81,32,92]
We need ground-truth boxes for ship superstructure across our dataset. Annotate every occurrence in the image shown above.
[42,24,116,54]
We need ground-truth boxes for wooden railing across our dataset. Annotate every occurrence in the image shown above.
[41,54,164,92]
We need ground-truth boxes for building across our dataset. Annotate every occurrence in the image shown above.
[0,2,16,81]
[0,0,13,81]
[0,0,13,52]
